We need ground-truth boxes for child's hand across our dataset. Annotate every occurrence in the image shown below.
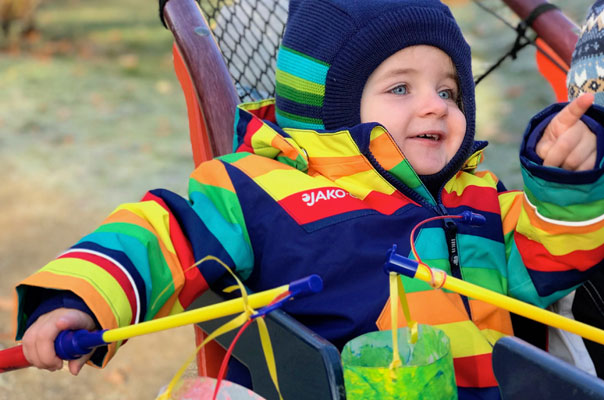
[536,93,596,171]
[21,308,96,375]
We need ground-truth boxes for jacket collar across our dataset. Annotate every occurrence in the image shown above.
[233,100,485,204]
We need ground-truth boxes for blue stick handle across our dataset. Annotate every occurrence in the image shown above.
[54,329,108,360]
[288,274,323,297]
[383,244,420,278]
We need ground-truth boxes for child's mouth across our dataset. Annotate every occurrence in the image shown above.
[415,133,441,141]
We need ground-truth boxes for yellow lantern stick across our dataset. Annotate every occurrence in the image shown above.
[384,245,604,345]
[105,285,288,343]
[0,275,322,372]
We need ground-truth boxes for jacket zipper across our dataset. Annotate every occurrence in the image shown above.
[441,207,473,319]
[364,151,433,208]
[365,150,473,319]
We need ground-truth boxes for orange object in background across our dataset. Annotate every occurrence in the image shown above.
[194,324,227,378]
[535,38,570,103]
[173,43,214,166]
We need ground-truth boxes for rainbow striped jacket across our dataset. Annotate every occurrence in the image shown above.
[16,100,604,399]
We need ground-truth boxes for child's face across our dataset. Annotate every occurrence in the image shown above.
[360,45,467,175]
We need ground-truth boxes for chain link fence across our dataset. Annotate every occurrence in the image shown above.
[200,0,288,102]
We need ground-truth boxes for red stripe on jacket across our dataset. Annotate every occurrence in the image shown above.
[58,251,138,325]
[142,192,208,309]
[441,184,500,215]
[515,231,604,272]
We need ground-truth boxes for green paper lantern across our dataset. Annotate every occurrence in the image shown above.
[341,324,457,399]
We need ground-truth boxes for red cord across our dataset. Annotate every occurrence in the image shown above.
[211,292,290,400]
[212,319,253,400]
[409,215,461,286]
[270,291,291,303]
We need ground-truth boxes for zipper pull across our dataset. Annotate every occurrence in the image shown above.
[443,218,473,318]
[436,204,460,272]
[444,219,460,272]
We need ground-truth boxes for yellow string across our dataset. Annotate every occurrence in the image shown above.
[222,285,241,293]
[156,312,251,400]
[396,277,418,344]
[388,273,419,380]
[256,317,283,400]
[389,273,402,380]
[156,255,283,400]
[150,255,242,312]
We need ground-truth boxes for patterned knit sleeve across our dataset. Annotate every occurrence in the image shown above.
[501,103,604,308]
[14,158,253,367]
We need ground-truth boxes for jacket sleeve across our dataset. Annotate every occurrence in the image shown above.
[14,158,254,367]
[500,103,604,308]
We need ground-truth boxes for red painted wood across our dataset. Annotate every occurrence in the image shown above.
[172,43,214,165]
[164,0,239,164]
[502,0,578,66]
[194,324,227,378]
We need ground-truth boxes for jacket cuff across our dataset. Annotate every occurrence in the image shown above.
[20,289,108,366]
[520,103,604,186]
[25,290,98,330]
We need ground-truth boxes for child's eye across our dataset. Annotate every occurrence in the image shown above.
[438,89,455,100]
[390,85,408,95]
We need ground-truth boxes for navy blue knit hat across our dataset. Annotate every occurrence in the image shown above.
[275,0,475,188]
[568,0,604,106]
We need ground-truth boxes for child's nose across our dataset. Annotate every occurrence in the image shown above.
[417,91,448,118]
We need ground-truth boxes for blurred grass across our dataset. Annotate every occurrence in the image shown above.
[0,3,195,398]
[0,0,191,210]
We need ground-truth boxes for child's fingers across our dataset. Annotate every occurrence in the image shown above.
[57,310,96,375]
[576,153,597,171]
[21,308,96,371]
[561,136,597,171]
[535,136,554,160]
[551,93,594,134]
[22,315,63,370]
[55,310,96,331]
[68,352,93,376]
[541,127,583,168]
[56,310,96,375]
[35,332,64,370]
[27,338,63,371]
[539,93,593,163]
[542,120,595,170]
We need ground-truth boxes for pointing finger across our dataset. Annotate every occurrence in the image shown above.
[552,93,594,133]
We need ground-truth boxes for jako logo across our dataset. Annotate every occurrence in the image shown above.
[301,189,350,206]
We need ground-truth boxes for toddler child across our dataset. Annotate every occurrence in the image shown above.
[15,1,604,399]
